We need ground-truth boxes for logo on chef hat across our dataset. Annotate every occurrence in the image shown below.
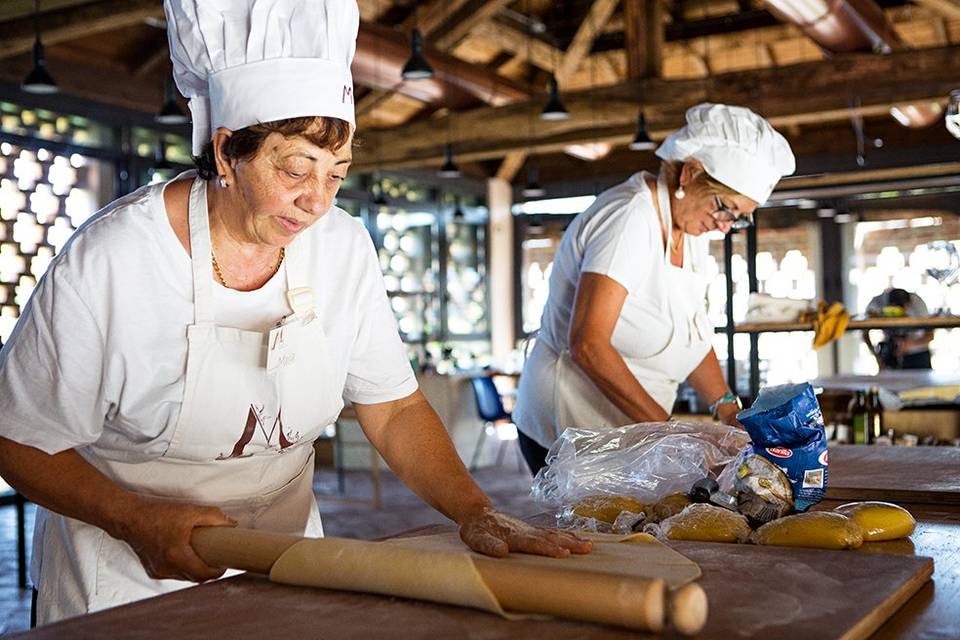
[342,86,354,104]
[766,446,793,459]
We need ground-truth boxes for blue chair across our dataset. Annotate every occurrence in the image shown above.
[468,375,514,471]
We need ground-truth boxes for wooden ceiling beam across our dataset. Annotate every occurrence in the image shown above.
[556,0,621,82]
[433,0,516,50]
[0,0,163,60]
[624,0,665,79]
[470,20,562,72]
[913,0,960,20]
[351,45,960,171]
[495,150,528,182]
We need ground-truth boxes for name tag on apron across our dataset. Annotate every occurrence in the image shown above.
[267,318,301,374]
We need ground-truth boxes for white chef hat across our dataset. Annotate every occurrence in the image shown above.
[655,103,795,204]
[164,0,359,155]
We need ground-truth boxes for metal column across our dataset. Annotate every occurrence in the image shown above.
[723,232,737,394]
[747,223,760,399]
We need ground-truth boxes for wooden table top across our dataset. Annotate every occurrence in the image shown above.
[12,505,956,640]
[826,444,960,504]
[10,446,960,639]
[814,500,960,640]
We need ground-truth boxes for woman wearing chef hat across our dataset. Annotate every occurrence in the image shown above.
[0,0,589,625]
[513,104,796,475]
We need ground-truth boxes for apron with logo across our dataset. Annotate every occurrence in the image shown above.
[33,177,343,624]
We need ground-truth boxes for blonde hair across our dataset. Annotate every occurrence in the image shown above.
[658,160,739,197]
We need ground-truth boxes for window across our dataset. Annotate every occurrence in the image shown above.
[0,141,106,344]
[849,216,960,373]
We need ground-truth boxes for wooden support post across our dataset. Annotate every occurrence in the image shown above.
[487,177,515,369]
[624,0,664,80]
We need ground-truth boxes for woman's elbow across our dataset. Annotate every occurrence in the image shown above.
[569,334,610,373]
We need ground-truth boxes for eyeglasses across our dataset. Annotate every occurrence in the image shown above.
[712,194,753,230]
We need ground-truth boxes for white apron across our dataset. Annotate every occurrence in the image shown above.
[518,175,712,447]
[33,177,344,624]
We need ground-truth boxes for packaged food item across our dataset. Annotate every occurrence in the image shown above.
[751,511,863,549]
[572,495,648,525]
[657,504,752,543]
[833,501,916,541]
[732,454,794,526]
[736,383,828,512]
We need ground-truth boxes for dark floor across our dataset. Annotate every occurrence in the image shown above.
[0,446,536,635]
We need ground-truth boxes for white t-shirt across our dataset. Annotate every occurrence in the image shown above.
[514,173,712,447]
[538,172,710,358]
[0,177,417,462]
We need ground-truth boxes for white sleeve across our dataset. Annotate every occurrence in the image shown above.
[0,266,108,454]
[579,196,656,294]
[908,293,929,317]
[342,240,418,405]
[865,294,885,316]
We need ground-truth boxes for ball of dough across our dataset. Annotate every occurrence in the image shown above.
[660,504,752,543]
[751,512,863,549]
[833,501,916,541]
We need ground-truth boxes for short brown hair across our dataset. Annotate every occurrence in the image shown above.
[194,116,352,179]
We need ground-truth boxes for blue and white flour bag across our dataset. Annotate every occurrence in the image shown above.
[737,382,828,511]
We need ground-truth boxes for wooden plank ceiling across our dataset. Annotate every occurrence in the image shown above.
[0,0,959,188]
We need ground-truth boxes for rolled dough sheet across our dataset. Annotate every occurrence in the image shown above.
[386,531,701,590]
[270,536,504,613]
[268,530,700,630]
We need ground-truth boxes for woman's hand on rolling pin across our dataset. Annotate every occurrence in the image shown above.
[115,497,237,582]
[458,507,592,558]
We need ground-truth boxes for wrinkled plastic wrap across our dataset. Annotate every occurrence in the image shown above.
[650,503,752,543]
[531,421,750,531]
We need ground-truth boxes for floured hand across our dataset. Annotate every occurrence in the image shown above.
[458,507,593,558]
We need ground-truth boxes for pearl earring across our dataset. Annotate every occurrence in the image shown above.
[217,176,228,189]
[674,186,685,200]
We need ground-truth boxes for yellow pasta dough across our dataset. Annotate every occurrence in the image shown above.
[572,495,648,524]
[833,501,916,541]
[652,493,694,522]
[752,512,863,550]
[659,504,752,543]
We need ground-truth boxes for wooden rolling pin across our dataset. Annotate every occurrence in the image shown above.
[191,527,707,635]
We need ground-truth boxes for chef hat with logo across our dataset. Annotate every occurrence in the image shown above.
[164,0,359,155]
[655,103,795,204]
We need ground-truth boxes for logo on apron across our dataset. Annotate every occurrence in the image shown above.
[218,404,302,459]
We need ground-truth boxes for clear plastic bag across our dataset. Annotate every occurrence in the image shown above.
[531,421,750,530]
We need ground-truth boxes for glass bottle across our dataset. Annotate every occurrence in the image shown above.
[848,391,866,445]
[865,386,884,444]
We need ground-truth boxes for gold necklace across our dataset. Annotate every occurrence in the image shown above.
[211,247,284,288]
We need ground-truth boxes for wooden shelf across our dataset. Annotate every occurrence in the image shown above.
[716,316,960,334]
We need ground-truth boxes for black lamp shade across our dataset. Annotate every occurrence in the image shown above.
[438,143,460,178]
[401,29,434,80]
[629,112,656,151]
[21,38,58,95]
[540,76,569,121]
[156,81,190,124]
[521,165,546,198]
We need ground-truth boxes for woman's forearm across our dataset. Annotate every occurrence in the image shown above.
[355,392,492,525]
[0,436,142,539]
[570,339,671,423]
[685,349,729,407]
